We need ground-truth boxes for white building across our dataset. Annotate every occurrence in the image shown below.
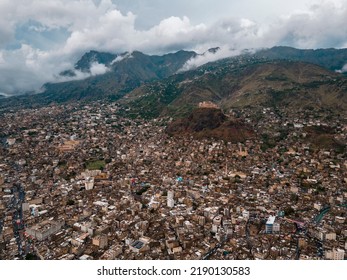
[273,222,280,234]
[85,177,94,190]
[265,216,276,234]
[167,190,174,208]
[167,198,174,208]
[314,203,322,211]
[167,190,174,199]
[326,248,345,260]
[333,249,345,260]
[6,138,16,146]
[242,210,250,220]
[325,232,336,241]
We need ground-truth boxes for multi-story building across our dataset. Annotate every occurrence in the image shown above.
[167,190,174,208]
[26,220,64,241]
[92,234,108,249]
[265,216,276,234]
[326,248,345,260]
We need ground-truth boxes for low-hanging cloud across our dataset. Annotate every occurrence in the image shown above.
[1,0,347,95]
[180,47,244,72]
[336,63,347,73]
[90,62,110,76]
[56,62,110,83]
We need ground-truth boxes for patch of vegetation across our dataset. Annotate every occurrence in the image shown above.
[260,133,277,151]
[66,199,75,206]
[284,207,295,216]
[135,186,150,196]
[86,160,106,170]
[58,160,67,168]
[268,89,290,105]
[28,131,38,136]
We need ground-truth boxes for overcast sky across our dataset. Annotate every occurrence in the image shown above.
[1,0,347,95]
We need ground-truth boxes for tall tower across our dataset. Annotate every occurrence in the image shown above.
[167,190,174,208]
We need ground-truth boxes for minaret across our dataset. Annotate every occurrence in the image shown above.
[167,190,174,208]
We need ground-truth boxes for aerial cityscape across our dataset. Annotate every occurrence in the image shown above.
[0,0,346,261]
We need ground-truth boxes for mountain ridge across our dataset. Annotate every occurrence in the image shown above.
[121,59,347,118]
[1,46,347,116]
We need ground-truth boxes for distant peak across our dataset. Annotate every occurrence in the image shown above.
[207,47,221,54]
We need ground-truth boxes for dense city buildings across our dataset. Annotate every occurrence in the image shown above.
[0,101,346,260]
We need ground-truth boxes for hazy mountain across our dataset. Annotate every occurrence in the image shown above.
[74,50,118,73]
[41,49,197,103]
[256,46,347,72]
[1,47,347,115]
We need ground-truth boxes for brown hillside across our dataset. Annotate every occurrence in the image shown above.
[166,108,254,142]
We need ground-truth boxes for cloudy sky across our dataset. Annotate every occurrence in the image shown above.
[1,0,347,96]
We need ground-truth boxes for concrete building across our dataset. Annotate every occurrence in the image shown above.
[26,220,64,241]
[325,232,336,241]
[326,248,345,260]
[198,101,219,109]
[6,138,16,146]
[130,240,147,253]
[273,222,280,234]
[85,177,94,190]
[92,234,108,249]
[100,245,123,260]
[167,190,174,208]
[265,216,276,234]
[242,210,250,220]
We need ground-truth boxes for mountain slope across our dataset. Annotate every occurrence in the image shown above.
[166,107,254,142]
[2,46,347,112]
[74,50,117,72]
[121,59,347,118]
[256,46,347,71]
[41,50,197,103]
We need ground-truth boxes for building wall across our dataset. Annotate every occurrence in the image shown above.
[26,221,63,241]
[265,224,273,234]
[167,198,174,208]
[273,223,280,233]
[198,101,219,109]
[333,249,345,260]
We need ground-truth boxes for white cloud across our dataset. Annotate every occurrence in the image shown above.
[111,52,131,64]
[1,0,347,95]
[180,47,243,71]
[336,63,347,73]
[0,92,11,97]
[90,62,110,75]
[266,1,347,49]
[0,44,74,93]
[0,52,4,64]
[63,8,137,54]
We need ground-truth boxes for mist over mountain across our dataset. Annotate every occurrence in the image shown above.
[2,0,347,97]
[1,46,347,119]
[118,47,347,118]
[38,49,197,104]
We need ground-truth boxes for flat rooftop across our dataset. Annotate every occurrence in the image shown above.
[266,216,276,225]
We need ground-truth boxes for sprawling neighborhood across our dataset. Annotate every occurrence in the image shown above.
[0,101,346,260]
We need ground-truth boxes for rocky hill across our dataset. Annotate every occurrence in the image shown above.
[166,108,254,142]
